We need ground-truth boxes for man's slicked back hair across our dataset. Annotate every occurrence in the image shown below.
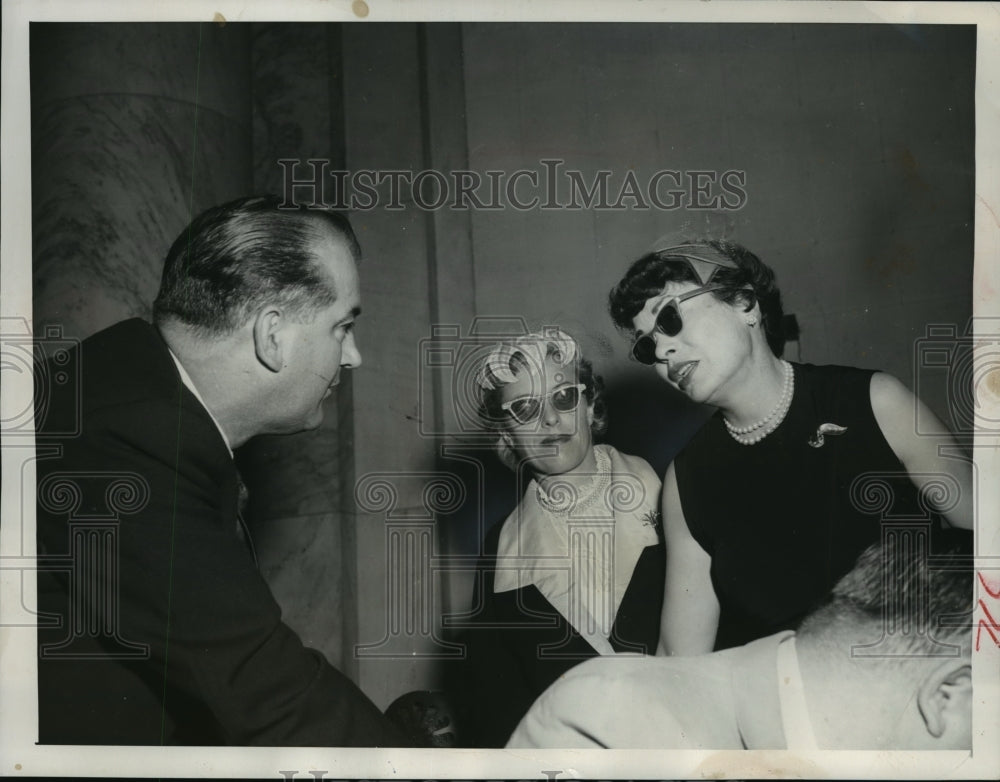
[798,529,973,657]
[153,195,360,335]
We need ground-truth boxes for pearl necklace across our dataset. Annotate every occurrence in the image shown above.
[536,446,612,515]
[723,360,795,446]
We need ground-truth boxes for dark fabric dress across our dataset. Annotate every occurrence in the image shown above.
[674,363,938,651]
[463,518,665,747]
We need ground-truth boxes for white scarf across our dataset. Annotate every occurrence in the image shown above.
[493,444,662,655]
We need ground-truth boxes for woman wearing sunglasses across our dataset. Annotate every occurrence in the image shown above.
[607,240,973,657]
[463,328,665,746]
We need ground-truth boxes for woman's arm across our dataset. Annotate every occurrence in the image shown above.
[870,372,974,530]
[657,462,720,655]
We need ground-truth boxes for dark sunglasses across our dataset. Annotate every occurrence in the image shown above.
[501,383,586,425]
[630,284,726,365]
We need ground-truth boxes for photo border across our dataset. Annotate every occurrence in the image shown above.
[2,1,998,778]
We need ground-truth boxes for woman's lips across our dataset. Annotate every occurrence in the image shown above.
[541,434,572,445]
[668,360,698,390]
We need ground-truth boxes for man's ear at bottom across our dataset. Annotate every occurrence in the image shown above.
[916,659,972,742]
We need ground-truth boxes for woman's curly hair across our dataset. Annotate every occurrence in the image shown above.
[608,239,786,357]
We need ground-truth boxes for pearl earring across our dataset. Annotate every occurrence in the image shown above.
[748,317,758,327]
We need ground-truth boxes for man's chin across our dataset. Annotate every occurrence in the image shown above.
[272,410,324,436]
[303,408,325,430]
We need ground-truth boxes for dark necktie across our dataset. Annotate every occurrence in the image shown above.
[234,472,258,568]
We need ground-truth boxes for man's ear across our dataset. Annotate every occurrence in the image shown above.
[916,658,972,741]
[252,308,285,373]
[586,402,595,427]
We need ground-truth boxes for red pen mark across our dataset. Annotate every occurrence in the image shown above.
[978,571,1000,600]
[975,571,1000,651]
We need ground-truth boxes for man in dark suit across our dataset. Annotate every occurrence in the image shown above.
[35,195,405,746]
[508,530,973,751]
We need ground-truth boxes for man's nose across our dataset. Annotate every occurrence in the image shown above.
[342,332,362,369]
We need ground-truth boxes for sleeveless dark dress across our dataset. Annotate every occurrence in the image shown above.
[674,363,937,651]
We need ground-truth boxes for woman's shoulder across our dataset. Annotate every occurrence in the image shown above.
[794,361,884,408]
[600,444,661,487]
[794,361,880,384]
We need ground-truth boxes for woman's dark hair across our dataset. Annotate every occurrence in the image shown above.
[607,239,786,357]
[153,194,360,335]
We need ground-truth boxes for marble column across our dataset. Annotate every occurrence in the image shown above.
[239,22,352,673]
[340,22,479,708]
[340,23,437,709]
[31,22,252,339]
